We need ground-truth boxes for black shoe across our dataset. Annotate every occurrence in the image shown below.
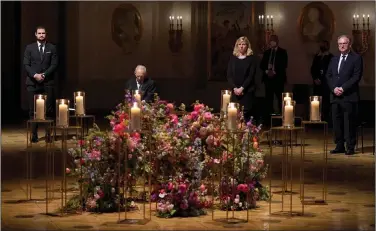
[330,148,345,154]
[345,149,355,155]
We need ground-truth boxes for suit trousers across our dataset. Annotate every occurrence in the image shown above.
[331,100,358,150]
[27,85,55,137]
[264,79,284,115]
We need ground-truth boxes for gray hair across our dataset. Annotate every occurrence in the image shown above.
[337,34,352,44]
[134,65,147,73]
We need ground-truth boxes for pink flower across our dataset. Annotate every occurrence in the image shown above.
[194,104,204,112]
[237,184,249,193]
[203,112,213,121]
[206,135,214,145]
[113,123,125,135]
[256,159,264,166]
[170,114,178,124]
[199,184,206,192]
[167,182,174,190]
[65,168,71,174]
[89,150,101,160]
[190,111,199,120]
[179,183,187,193]
[166,103,174,110]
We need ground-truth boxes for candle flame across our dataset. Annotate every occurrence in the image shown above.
[313,96,318,101]
[353,14,356,18]
[271,15,273,19]
[356,15,359,18]
[368,14,370,18]
[133,102,139,108]
[135,90,139,94]
[228,102,235,108]
[38,95,43,99]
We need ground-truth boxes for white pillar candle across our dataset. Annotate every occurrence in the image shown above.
[310,99,320,121]
[75,95,84,115]
[222,90,231,112]
[227,103,238,130]
[58,103,68,126]
[131,102,141,130]
[284,104,294,126]
[36,98,45,120]
[134,90,141,107]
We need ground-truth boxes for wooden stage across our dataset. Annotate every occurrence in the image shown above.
[1,123,375,230]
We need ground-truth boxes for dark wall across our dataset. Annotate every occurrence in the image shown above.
[1,2,21,123]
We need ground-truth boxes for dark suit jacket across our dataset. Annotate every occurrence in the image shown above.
[260,47,288,83]
[310,52,333,83]
[125,77,156,103]
[23,42,58,90]
[325,51,363,103]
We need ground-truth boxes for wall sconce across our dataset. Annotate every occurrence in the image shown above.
[352,14,371,55]
[257,14,275,53]
[168,15,183,53]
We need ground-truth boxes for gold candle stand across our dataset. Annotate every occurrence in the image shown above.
[300,121,328,212]
[117,129,152,225]
[46,125,83,216]
[268,126,304,216]
[70,114,96,137]
[211,130,251,224]
[25,119,54,211]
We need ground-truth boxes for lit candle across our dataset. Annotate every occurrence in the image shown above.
[367,14,370,28]
[227,103,238,130]
[134,90,141,107]
[283,103,294,127]
[310,97,320,121]
[75,95,84,115]
[36,96,45,120]
[356,14,359,25]
[58,102,68,127]
[130,102,141,130]
[267,15,269,24]
[353,14,356,25]
[283,96,291,102]
[261,15,264,25]
[258,15,261,24]
[222,90,231,112]
[271,15,273,25]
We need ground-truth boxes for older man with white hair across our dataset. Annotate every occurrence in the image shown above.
[125,65,156,103]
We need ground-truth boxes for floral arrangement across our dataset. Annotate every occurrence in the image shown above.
[63,92,269,217]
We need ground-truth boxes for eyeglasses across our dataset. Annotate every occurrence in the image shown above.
[338,42,349,46]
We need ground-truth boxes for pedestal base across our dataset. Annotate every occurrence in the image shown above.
[117,219,150,225]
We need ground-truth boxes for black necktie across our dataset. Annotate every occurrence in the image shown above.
[39,44,44,60]
[338,55,346,74]
[269,49,275,65]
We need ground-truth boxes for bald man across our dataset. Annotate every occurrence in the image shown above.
[125,65,157,103]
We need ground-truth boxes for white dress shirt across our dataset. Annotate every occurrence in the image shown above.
[337,53,348,73]
[37,41,45,52]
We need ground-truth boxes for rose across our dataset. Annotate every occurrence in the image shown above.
[203,112,213,121]
[194,104,204,112]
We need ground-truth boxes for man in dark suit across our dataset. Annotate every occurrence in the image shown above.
[260,35,288,120]
[125,65,156,103]
[24,26,58,143]
[326,35,363,155]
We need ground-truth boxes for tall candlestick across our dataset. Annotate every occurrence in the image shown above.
[367,14,370,30]
[261,15,264,25]
[271,15,274,27]
[76,95,84,115]
[227,103,238,131]
[222,90,231,112]
[283,103,294,127]
[356,14,359,29]
[130,102,141,131]
[58,103,68,127]
[353,14,356,30]
[258,15,261,24]
[36,97,45,120]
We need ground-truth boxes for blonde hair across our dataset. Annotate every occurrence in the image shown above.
[233,36,253,56]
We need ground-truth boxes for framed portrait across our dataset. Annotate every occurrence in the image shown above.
[298,2,335,43]
[111,4,143,54]
[207,1,252,81]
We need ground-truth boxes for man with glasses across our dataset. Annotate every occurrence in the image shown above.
[125,65,156,103]
[326,35,363,155]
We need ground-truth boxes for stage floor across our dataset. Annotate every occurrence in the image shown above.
[1,124,375,230]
